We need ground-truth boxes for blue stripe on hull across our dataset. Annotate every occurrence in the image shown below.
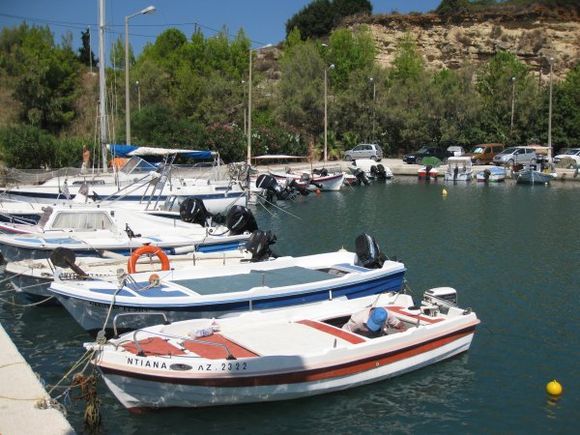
[79,271,405,313]
[0,190,245,201]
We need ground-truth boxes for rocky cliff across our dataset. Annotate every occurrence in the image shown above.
[347,8,579,80]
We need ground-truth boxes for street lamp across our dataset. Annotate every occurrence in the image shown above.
[324,63,335,164]
[246,44,272,165]
[369,77,376,142]
[125,5,156,145]
[547,57,554,162]
[510,76,516,134]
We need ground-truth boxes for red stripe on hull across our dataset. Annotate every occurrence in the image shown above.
[297,320,365,344]
[101,324,477,387]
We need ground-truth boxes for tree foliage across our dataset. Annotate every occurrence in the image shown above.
[286,0,372,40]
[78,28,97,67]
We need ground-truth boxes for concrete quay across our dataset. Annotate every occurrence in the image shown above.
[0,324,74,435]
[255,158,580,182]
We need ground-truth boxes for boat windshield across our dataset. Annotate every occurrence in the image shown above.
[120,157,158,175]
[50,211,114,231]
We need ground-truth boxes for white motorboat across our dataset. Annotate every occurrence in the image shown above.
[444,157,473,182]
[269,170,345,191]
[85,287,479,410]
[48,234,406,332]
[347,159,393,180]
[476,166,506,182]
[0,204,257,262]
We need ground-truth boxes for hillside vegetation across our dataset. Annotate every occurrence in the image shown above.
[0,0,578,169]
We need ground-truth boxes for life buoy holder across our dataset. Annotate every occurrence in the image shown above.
[127,245,170,274]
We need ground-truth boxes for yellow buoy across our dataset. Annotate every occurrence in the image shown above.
[546,380,563,396]
[442,188,448,196]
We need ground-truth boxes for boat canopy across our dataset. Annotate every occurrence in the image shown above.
[108,144,216,160]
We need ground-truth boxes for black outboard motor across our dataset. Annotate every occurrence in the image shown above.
[370,165,378,178]
[288,179,310,196]
[49,247,88,277]
[245,230,277,262]
[179,197,210,226]
[424,165,433,181]
[256,174,285,202]
[376,164,387,180]
[355,233,386,269]
[225,205,258,235]
[483,169,491,182]
[453,166,459,181]
[353,168,370,185]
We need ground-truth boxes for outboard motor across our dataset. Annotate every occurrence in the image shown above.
[256,174,284,202]
[370,165,378,178]
[245,230,277,262]
[453,166,459,181]
[483,169,491,182]
[288,179,310,196]
[179,197,210,226]
[376,164,387,180]
[355,233,386,269]
[353,168,370,185]
[49,247,88,277]
[425,165,433,181]
[225,205,258,235]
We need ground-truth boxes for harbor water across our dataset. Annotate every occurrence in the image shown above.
[1,178,578,433]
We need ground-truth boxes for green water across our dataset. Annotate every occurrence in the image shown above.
[1,179,578,433]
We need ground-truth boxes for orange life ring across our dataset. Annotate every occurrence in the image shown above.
[127,245,170,274]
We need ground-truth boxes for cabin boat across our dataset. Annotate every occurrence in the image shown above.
[444,157,473,182]
[516,167,556,185]
[48,235,406,333]
[85,288,479,410]
[0,205,255,262]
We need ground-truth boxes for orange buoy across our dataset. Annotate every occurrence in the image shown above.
[128,245,170,274]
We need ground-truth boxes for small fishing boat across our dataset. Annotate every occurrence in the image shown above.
[444,157,473,182]
[269,170,345,192]
[475,166,506,182]
[85,287,479,410]
[0,204,257,261]
[417,166,439,180]
[49,234,406,333]
[347,159,393,180]
[516,168,555,185]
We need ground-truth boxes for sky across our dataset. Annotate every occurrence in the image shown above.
[0,1,441,56]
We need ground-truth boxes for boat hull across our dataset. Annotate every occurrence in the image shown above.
[98,325,476,409]
[53,270,405,332]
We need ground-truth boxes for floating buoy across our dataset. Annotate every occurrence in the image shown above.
[442,188,448,197]
[546,380,563,396]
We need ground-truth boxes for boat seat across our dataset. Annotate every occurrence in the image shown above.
[181,334,258,359]
[121,337,185,357]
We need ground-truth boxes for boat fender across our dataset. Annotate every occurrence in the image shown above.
[128,245,170,274]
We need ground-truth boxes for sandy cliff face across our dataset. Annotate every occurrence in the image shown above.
[352,13,579,80]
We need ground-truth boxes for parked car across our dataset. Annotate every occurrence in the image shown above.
[553,148,580,167]
[403,146,450,164]
[492,146,537,167]
[344,144,382,161]
[465,144,505,165]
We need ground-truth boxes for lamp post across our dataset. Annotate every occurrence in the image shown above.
[246,44,272,165]
[135,81,141,111]
[241,80,247,136]
[510,76,516,134]
[547,57,554,162]
[125,5,155,145]
[369,77,376,142]
[324,63,335,164]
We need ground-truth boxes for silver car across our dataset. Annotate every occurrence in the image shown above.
[492,146,537,167]
[344,144,383,161]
